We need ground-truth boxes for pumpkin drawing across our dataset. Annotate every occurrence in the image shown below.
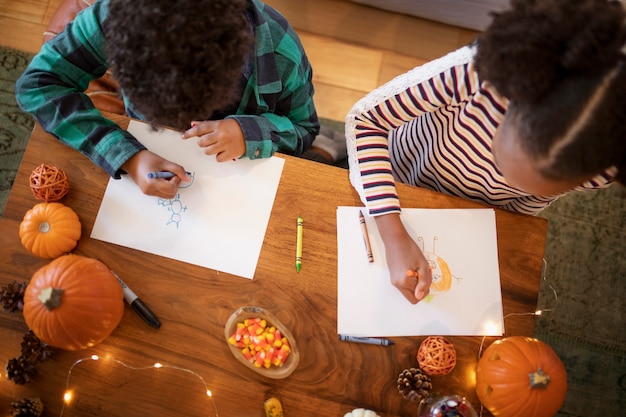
[23,255,124,351]
[475,336,567,417]
[19,202,81,258]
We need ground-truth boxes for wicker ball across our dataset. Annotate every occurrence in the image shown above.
[29,164,70,202]
[416,336,457,376]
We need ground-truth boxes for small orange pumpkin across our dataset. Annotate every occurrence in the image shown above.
[475,336,567,417]
[19,202,81,258]
[23,255,124,351]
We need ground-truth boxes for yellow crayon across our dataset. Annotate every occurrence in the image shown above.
[296,216,303,272]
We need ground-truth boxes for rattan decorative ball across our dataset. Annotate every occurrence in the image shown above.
[29,164,70,202]
[416,336,457,376]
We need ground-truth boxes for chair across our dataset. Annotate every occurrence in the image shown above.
[43,0,125,115]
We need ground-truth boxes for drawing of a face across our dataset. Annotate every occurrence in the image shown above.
[425,252,452,295]
[179,172,195,188]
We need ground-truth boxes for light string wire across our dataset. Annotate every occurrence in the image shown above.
[56,259,558,417]
[59,355,219,417]
[477,258,559,417]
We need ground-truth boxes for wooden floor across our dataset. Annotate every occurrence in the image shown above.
[0,0,479,122]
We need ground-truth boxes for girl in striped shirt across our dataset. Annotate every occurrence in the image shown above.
[345,0,625,304]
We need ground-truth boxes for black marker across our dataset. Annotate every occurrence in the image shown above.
[110,269,161,329]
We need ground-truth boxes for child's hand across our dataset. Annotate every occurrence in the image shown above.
[374,213,432,304]
[183,119,246,162]
[385,235,432,304]
[121,150,190,198]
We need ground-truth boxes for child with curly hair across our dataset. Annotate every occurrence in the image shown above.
[345,0,626,304]
[16,0,324,198]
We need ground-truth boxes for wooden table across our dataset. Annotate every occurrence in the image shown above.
[0,114,547,416]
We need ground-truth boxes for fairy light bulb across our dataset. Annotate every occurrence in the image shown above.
[63,391,72,404]
[483,320,500,335]
[153,363,163,368]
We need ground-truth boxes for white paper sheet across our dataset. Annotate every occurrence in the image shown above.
[337,207,504,336]
[91,120,285,279]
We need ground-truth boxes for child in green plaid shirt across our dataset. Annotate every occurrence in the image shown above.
[17,0,322,198]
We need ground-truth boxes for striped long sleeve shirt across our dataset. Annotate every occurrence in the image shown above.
[345,46,614,216]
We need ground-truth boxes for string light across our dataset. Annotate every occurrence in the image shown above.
[59,355,219,417]
[477,258,559,417]
[54,263,558,417]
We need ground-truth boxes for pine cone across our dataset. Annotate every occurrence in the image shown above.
[0,281,27,312]
[397,367,432,402]
[21,330,53,364]
[10,397,44,417]
[6,357,37,385]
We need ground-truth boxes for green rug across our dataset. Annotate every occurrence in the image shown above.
[536,185,626,416]
[1,45,625,416]
[0,46,35,217]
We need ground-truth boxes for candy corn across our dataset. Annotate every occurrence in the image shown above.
[228,317,291,368]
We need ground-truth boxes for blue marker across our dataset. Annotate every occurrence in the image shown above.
[147,171,176,179]
[147,171,191,179]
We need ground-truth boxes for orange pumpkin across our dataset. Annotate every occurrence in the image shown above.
[23,255,124,351]
[475,336,567,417]
[19,202,81,258]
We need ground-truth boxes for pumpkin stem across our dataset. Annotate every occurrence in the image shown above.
[528,368,551,389]
[38,221,51,233]
[38,287,64,310]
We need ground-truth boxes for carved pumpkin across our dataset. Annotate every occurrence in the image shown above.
[475,336,567,417]
[19,202,81,258]
[23,255,124,351]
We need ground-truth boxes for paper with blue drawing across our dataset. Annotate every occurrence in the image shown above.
[91,120,285,279]
[337,207,504,336]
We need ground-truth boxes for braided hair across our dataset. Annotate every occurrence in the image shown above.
[475,0,626,184]
[104,0,254,131]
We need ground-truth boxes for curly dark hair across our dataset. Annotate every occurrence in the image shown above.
[475,0,626,184]
[103,0,254,130]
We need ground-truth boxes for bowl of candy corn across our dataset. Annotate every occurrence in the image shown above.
[224,306,300,379]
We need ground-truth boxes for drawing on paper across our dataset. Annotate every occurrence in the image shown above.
[157,172,195,228]
[418,236,463,302]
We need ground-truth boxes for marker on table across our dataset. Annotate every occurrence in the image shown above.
[339,335,394,346]
[109,269,161,329]
[296,216,303,272]
[359,210,374,263]
[146,171,192,179]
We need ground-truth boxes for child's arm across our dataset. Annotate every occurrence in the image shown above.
[346,45,478,215]
[345,46,478,304]
[15,1,144,178]
[227,54,319,160]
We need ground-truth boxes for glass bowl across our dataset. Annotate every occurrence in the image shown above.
[417,393,478,417]
[224,306,300,379]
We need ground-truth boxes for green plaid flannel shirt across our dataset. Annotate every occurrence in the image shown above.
[16,0,319,178]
